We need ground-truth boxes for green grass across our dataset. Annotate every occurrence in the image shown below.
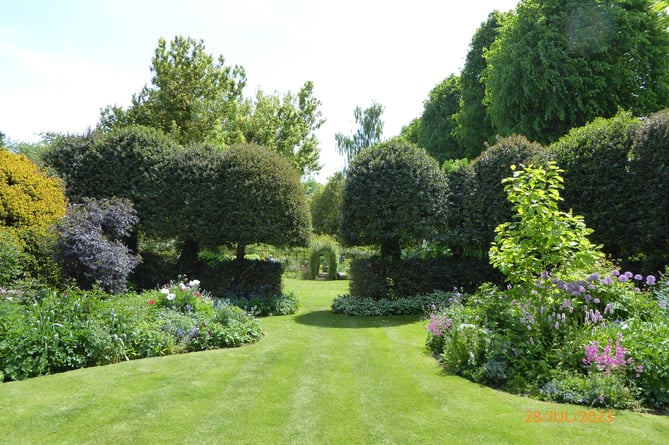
[1,278,668,444]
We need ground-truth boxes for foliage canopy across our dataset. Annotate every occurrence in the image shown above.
[340,140,448,259]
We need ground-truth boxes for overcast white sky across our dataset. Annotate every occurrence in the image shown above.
[0,0,519,180]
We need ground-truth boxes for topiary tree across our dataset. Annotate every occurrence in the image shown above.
[444,135,547,257]
[549,111,641,260]
[204,143,311,260]
[340,140,448,259]
[628,108,669,260]
[55,197,140,293]
[42,126,179,238]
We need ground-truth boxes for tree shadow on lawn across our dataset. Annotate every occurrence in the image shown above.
[294,310,421,329]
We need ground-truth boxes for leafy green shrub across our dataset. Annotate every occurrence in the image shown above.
[489,162,604,286]
[331,291,455,316]
[624,317,669,410]
[349,256,502,300]
[0,230,25,286]
[540,372,640,410]
[0,281,262,382]
[340,140,448,259]
[55,198,140,294]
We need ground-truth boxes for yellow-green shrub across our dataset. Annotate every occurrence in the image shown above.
[0,149,66,231]
[0,149,66,284]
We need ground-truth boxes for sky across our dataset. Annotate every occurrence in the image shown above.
[0,0,520,181]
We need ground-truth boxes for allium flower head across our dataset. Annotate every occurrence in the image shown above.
[634,274,643,281]
[645,275,656,285]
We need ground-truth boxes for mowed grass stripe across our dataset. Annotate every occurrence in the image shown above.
[1,278,668,444]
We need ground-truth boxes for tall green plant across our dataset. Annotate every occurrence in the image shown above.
[489,162,603,286]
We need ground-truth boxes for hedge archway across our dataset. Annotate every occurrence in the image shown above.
[309,245,338,280]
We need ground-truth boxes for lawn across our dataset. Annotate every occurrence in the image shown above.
[1,278,667,444]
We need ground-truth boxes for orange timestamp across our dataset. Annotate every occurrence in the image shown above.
[524,409,614,424]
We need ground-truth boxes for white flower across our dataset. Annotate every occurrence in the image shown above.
[160,287,169,295]
[167,293,176,301]
[179,283,187,291]
[188,279,200,288]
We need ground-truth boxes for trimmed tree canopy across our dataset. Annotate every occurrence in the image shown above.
[340,140,448,259]
[205,143,311,259]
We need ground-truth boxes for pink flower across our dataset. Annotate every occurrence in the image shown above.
[149,299,155,305]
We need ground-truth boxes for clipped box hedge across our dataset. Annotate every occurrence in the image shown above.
[349,256,503,300]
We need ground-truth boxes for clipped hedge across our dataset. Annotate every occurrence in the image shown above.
[198,259,283,298]
[349,257,503,300]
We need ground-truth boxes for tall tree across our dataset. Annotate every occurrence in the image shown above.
[310,171,345,237]
[417,74,464,164]
[99,36,324,176]
[236,81,325,176]
[335,101,384,166]
[483,0,669,145]
[455,10,508,158]
[100,36,247,146]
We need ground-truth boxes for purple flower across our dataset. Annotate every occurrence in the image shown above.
[618,275,629,283]
[624,271,634,278]
[646,275,656,285]
[610,270,620,277]
[594,298,600,304]
[588,273,601,282]
[600,276,614,285]
[634,274,643,281]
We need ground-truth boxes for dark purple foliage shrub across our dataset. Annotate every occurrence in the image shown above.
[56,197,140,293]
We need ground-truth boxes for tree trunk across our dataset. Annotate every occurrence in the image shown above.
[380,238,401,260]
[177,237,201,277]
[236,243,246,261]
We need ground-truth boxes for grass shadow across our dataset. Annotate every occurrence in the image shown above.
[294,309,421,329]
